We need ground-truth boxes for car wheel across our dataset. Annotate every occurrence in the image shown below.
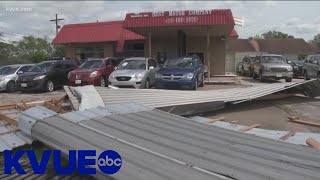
[304,71,310,80]
[193,77,198,91]
[252,70,257,79]
[285,78,292,82]
[100,77,106,87]
[46,80,54,92]
[199,74,205,87]
[145,79,150,89]
[6,81,15,92]
[259,73,264,82]
[241,67,245,76]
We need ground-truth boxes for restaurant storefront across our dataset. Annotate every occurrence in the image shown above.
[53,9,238,75]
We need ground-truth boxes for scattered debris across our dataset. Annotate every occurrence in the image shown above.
[306,138,320,149]
[279,131,297,141]
[289,118,320,128]
[239,124,261,132]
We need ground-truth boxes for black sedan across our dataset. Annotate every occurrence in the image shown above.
[289,60,304,78]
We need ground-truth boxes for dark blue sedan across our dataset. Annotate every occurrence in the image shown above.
[155,56,205,90]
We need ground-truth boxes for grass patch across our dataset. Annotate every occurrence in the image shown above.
[274,104,293,113]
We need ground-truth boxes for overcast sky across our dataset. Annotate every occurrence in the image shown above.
[0,1,320,43]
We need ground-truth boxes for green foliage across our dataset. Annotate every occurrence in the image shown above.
[262,31,294,39]
[311,34,320,48]
[0,36,66,65]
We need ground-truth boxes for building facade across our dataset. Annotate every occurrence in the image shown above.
[53,9,238,75]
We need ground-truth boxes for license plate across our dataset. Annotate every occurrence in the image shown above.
[276,74,282,77]
[75,80,81,84]
[21,83,27,87]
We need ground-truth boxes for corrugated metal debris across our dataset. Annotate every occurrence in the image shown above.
[65,79,320,115]
[20,103,320,180]
[190,116,320,146]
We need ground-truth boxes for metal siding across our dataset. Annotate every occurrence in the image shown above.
[22,105,320,180]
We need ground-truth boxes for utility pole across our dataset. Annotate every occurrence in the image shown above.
[50,14,64,35]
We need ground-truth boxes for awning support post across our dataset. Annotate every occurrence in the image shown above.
[148,32,152,57]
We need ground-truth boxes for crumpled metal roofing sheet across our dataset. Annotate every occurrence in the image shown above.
[20,104,320,180]
[0,119,32,152]
[65,80,320,112]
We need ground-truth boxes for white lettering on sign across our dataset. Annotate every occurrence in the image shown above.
[169,10,185,16]
[152,11,164,17]
[188,9,212,16]
[165,16,199,24]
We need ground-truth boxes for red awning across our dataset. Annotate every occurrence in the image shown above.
[52,21,145,45]
[230,28,239,38]
[124,9,235,28]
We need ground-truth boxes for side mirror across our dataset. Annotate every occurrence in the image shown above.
[17,71,24,74]
[149,66,154,70]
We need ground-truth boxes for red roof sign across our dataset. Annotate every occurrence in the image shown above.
[124,9,235,28]
[52,21,145,44]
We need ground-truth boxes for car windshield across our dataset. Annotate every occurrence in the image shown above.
[117,60,146,70]
[261,56,287,64]
[0,66,19,75]
[80,60,103,69]
[29,62,56,72]
[164,58,195,68]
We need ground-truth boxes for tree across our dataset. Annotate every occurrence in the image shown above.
[261,31,294,39]
[13,36,52,63]
[311,34,320,48]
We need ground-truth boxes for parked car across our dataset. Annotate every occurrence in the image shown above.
[252,54,293,82]
[0,64,34,92]
[303,54,320,80]
[241,55,255,76]
[108,57,159,88]
[68,58,121,87]
[16,60,76,92]
[289,60,304,78]
[155,56,205,90]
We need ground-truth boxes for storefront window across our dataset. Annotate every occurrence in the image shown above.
[75,47,104,60]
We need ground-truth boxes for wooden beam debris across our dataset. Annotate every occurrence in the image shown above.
[44,101,65,113]
[279,131,296,141]
[207,116,225,124]
[0,129,19,135]
[289,119,320,128]
[0,113,18,126]
[239,124,261,132]
[306,138,320,149]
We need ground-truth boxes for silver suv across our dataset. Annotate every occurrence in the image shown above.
[303,54,320,80]
[252,54,293,82]
[108,57,159,88]
[0,64,34,92]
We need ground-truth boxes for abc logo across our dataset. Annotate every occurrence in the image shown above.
[97,150,122,174]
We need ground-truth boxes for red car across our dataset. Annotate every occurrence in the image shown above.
[68,58,121,87]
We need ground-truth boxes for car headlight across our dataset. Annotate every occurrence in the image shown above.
[134,73,144,80]
[155,73,163,79]
[287,66,293,71]
[33,75,46,80]
[182,73,194,80]
[90,71,98,78]
[109,73,115,81]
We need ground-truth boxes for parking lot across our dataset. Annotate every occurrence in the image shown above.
[1,77,319,134]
